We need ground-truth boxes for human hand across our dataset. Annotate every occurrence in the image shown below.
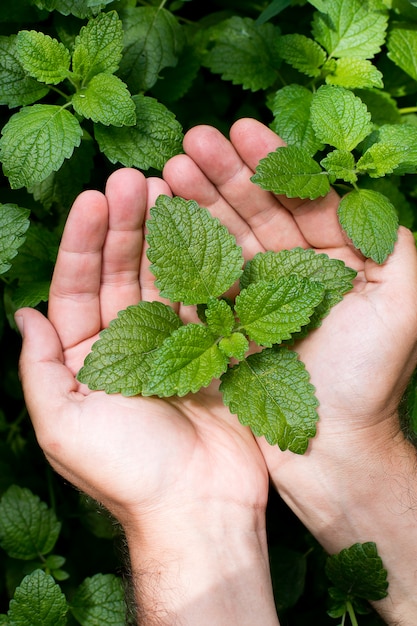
[15,168,279,625]
[163,118,417,623]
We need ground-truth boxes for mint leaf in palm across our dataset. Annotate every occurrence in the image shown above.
[220,347,319,454]
[240,248,357,334]
[146,195,243,304]
[320,149,358,184]
[338,189,398,263]
[251,146,330,199]
[205,297,235,337]
[235,276,325,347]
[143,324,229,397]
[77,301,183,396]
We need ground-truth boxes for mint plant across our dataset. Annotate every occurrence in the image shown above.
[326,542,388,626]
[2,0,417,622]
[78,194,356,454]
[0,485,126,625]
[0,9,183,190]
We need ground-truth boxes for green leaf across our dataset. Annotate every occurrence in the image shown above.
[16,30,71,85]
[310,85,372,151]
[119,6,184,92]
[387,23,417,82]
[94,94,183,171]
[269,545,307,611]
[235,277,324,346]
[0,486,61,560]
[220,347,319,453]
[338,189,398,263]
[357,124,417,177]
[77,301,183,396]
[146,195,243,305]
[320,149,357,183]
[72,73,135,126]
[240,248,356,331]
[8,570,67,626]
[276,34,326,77]
[218,333,249,360]
[270,85,323,155]
[203,16,280,91]
[70,573,126,626]
[326,542,388,601]
[325,57,384,89]
[0,104,82,189]
[0,35,49,108]
[205,297,235,337]
[143,324,229,397]
[0,204,30,274]
[5,223,58,309]
[72,10,123,82]
[355,89,401,126]
[28,138,95,211]
[256,0,292,25]
[311,0,388,59]
[251,146,330,199]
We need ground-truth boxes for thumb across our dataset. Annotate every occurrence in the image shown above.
[15,308,76,433]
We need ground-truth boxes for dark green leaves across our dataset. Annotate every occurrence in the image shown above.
[7,570,67,626]
[0,104,82,189]
[146,195,244,305]
[0,486,61,560]
[326,542,388,621]
[0,204,30,274]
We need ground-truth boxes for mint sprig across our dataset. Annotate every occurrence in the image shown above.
[78,195,357,453]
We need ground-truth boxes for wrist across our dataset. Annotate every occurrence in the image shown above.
[271,423,417,624]
[123,505,279,625]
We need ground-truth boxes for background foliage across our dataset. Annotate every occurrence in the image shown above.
[1,0,417,623]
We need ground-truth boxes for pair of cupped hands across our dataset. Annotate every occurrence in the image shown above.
[16,118,417,624]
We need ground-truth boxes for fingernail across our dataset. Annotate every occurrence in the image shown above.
[14,314,24,337]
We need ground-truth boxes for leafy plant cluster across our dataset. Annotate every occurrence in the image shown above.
[1,0,417,623]
[78,194,357,455]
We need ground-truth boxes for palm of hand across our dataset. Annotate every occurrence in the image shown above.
[162,118,417,470]
[38,166,268,527]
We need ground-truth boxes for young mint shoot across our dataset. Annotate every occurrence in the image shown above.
[326,542,388,625]
[78,194,357,455]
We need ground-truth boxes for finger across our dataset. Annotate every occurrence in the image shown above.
[164,124,308,256]
[48,188,109,349]
[15,308,79,440]
[229,118,349,251]
[100,168,149,325]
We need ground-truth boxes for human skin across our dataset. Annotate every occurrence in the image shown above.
[163,117,417,625]
[15,169,279,626]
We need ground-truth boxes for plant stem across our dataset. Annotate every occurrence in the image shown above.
[346,601,359,626]
[399,106,417,115]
